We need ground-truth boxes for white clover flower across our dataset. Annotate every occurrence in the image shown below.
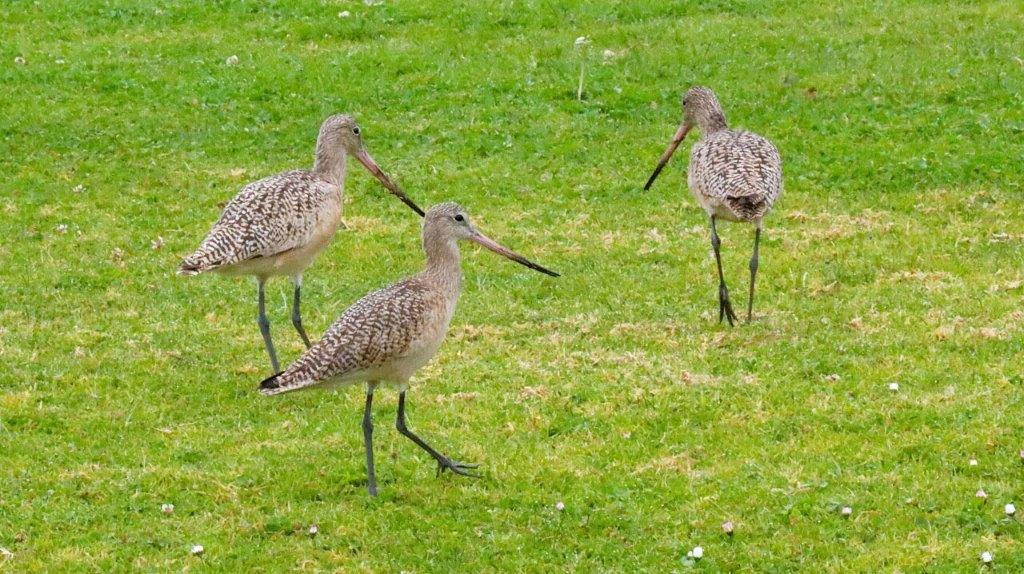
[574,36,589,48]
[722,520,734,535]
[976,489,987,499]
[688,546,704,559]
[888,382,899,391]
[555,501,565,511]
[339,10,350,17]
[161,503,174,514]
[841,506,853,517]
[308,524,318,536]
[981,551,993,563]
[225,55,239,66]
[1005,503,1016,516]
[190,544,204,556]
[969,459,978,467]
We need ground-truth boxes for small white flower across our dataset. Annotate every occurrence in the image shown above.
[339,10,350,17]
[976,489,987,499]
[722,520,734,535]
[981,551,993,563]
[56,224,68,234]
[14,56,26,65]
[308,524,318,536]
[841,506,853,517]
[888,382,899,391]
[190,544,204,556]
[225,55,239,66]
[55,58,65,65]
[574,36,589,48]
[1005,503,1016,516]
[969,459,978,466]
[690,546,704,559]
[73,184,84,193]
[161,503,174,514]
[602,49,615,59]
[555,501,565,511]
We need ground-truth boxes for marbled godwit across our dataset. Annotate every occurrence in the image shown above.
[259,202,558,496]
[644,87,782,325]
[179,114,423,372]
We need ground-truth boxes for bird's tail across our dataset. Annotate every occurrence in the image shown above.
[259,370,320,396]
[178,250,223,276]
[259,371,288,395]
[725,195,769,221]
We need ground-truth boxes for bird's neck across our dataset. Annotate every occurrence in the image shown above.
[698,109,728,135]
[313,145,348,185]
[422,233,463,295]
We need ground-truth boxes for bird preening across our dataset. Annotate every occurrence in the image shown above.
[259,202,558,496]
[644,87,782,326]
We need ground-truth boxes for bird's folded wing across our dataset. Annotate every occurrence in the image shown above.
[183,171,330,271]
[261,280,434,394]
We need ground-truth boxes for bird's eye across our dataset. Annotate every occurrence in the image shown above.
[352,127,360,136]
[454,214,465,222]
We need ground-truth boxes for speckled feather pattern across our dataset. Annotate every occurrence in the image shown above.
[689,129,782,221]
[260,274,454,394]
[179,170,339,273]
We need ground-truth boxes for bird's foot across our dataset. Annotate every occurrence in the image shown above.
[435,456,481,478]
[718,284,738,326]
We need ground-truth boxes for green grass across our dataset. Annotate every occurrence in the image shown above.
[2,0,1024,570]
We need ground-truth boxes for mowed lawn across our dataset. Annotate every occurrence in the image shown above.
[2,0,1023,571]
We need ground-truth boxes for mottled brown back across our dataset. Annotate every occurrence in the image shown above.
[260,276,439,394]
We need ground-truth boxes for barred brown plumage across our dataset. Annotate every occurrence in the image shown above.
[260,202,558,496]
[178,114,423,373]
[644,86,783,325]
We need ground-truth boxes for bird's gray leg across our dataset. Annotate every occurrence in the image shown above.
[290,274,312,348]
[257,278,281,372]
[710,216,737,326]
[747,227,761,322]
[395,391,480,478]
[363,383,378,496]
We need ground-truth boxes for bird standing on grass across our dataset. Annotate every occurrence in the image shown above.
[260,202,558,496]
[644,87,782,325]
[179,114,424,372]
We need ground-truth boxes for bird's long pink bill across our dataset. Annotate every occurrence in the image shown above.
[471,232,559,277]
[355,149,425,217]
[643,123,691,191]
